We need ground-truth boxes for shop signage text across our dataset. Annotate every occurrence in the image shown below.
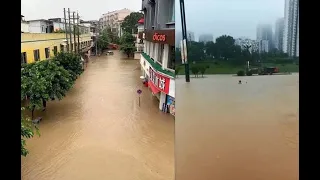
[149,67,170,94]
[152,33,166,42]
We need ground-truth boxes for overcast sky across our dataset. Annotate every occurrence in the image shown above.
[21,0,141,21]
[176,0,284,40]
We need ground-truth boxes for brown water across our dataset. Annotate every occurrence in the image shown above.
[175,74,299,180]
[21,51,174,180]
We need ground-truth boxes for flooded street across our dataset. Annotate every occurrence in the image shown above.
[21,51,174,180]
[175,74,299,180]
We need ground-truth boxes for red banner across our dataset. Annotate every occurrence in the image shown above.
[149,67,170,94]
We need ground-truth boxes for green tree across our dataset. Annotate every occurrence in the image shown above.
[188,41,205,62]
[215,35,236,59]
[120,32,136,58]
[104,27,120,44]
[199,65,207,77]
[97,29,110,51]
[21,107,39,157]
[191,66,199,78]
[21,60,73,118]
[121,12,144,34]
[52,52,83,81]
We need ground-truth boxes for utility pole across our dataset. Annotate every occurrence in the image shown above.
[77,12,80,54]
[180,0,190,82]
[68,8,73,52]
[73,12,77,53]
[63,8,69,52]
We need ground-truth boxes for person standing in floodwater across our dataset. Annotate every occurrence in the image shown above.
[239,80,242,84]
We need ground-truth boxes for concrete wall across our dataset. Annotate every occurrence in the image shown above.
[21,22,29,33]
[28,21,42,33]
[21,33,92,63]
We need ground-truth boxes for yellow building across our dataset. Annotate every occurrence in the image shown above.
[21,33,93,64]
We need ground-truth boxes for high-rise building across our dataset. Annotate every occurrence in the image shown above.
[199,34,213,43]
[256,24,273,52]
[283,0,299,57]
[275,18,284,51]
[175,31,195,48]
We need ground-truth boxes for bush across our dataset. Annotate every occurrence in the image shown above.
[246,70,253,76]
[237,70,245,76]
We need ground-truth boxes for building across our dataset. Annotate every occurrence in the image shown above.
[274,18,284,51]
[80,20,99,55]
[21,15,29,33]
[199,34,214,43]
[134,18,145,60]
[258,40,269,53]
[175,31,195,48]
[283,0,299,57]
[139,0,175,116]
[21,33,93,64]
[99,8,132,37]
[26,18,90,34]
[256,24,273,52]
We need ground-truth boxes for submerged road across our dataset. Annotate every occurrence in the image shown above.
[21,51,174,180]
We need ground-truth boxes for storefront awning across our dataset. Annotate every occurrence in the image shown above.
[148,81,160,94]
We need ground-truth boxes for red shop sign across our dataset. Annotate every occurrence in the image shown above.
[152,33,166,42]
[149,67,170,94]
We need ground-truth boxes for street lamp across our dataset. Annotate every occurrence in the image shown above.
[179,0,190,82]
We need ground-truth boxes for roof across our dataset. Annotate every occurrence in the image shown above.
[138,18,144,24]
[27,19,50,22]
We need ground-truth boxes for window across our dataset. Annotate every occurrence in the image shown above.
[168,46,175,69]
[169,0,175,22]
[158,44,164,64]
[60,45,64,52]
[21,52,27,64]
[33,49,40,61]
[53,46,58,55]
[45,48,50,58]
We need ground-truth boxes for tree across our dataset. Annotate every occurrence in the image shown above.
[191,66,199,77]
[21,60,73,118]
[97,29,110,51]
[188,41,205,62]
[199,65,207,77]
[121,12,144,34]
[120,32,136,58]
[175,66,181,77]
[104,27,120,44]
[21,107,39,157]
[52,52,83,81]
[215,35,236,59]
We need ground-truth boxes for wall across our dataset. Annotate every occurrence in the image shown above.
[28,21,41,33]
[21,22,29,33]
[21,33,92,63]
[53,22,65,31]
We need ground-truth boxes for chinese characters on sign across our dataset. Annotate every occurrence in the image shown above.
[149,67,170,94]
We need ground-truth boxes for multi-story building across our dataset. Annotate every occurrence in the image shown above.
[256,24,273,52]
[175,31,195,48]
[134,18,145,60]
[139,0,175,116]
[99,8,132,37]
[21,33,93,64]
[274,18,284,51]
[258,40,269,53]
[283,0,299,57]
[199,34,214,43]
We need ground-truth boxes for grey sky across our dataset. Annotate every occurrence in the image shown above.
[21,0,141,21]
[176,0,284,40]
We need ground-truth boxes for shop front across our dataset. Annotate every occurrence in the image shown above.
[148,66,174,115]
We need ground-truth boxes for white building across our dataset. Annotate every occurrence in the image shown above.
[99,8,132,37]
[21,15,29,33]
[274,18,284,51]
[283,0,299,57]
[256,24,273,51]
[258,40,269,53]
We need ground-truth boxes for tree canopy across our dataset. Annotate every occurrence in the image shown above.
[120,32,136,58]
[121,12,144,34]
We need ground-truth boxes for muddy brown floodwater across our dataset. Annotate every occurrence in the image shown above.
[175,74,299,180]
[21,51,174,180]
